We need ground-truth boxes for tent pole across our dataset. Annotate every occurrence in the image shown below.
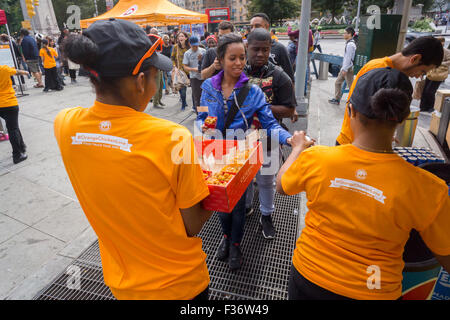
[5,22,26,96]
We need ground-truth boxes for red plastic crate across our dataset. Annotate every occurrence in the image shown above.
[195,139,263,213]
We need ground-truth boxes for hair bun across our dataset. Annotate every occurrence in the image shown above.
[371,88,411,123]
[63,34,99,68]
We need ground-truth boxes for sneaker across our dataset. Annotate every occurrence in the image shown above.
[260,215,276,240]
[229,243,243,271]
[153,104,164,109]
[0,133,9,141]
[328,98,340,105]
[216,237,230,261]
[245,207,254,217]
[159,102,165,106]
[13,152,28,164]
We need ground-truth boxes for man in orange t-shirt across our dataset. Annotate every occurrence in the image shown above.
[277,68,450,300]
[55,19,213,300]
[336,36,444,145]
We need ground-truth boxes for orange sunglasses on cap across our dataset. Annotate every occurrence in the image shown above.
[132,34,163,76]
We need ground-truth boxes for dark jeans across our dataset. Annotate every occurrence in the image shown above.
[218,190,247,245]
[192,286,209,300]
[0,106,26,158]
[288,265,354,300]
[420,79,442,111]
[44,67,62,90]
[179,86,187,109]
[191,78,203,110]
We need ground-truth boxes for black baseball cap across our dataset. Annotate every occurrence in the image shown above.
[349,67,413,120]
[83,18,172,77]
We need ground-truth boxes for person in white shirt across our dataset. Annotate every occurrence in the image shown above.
[183,36,206,113]
[329,27,357,105]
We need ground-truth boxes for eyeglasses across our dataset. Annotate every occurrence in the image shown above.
[132,34,163,76]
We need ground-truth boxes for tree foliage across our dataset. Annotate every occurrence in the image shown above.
[0,0,25,35]
[247,0,300,25]
[312,0,346,19]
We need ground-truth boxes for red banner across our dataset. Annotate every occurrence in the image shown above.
[0,10,7,25]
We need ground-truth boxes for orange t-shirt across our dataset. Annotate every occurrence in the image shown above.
[0,65,18,108]
[281,144,450,300]
[54,101,211,300]
[39,47,58,69]
[336,57,394,145]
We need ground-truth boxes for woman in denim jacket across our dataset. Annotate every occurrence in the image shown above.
[196,34,292,271]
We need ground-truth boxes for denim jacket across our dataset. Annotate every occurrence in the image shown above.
[196,71,291,145]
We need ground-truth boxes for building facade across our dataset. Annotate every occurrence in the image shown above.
[169,0,187,9]
[183,0,249,23]
[19,0,60,36]
[230,0,249,23]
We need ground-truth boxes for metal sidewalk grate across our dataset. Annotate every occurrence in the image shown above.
[35,189,301,300]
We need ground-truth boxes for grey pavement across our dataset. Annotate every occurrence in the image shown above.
[1,39,447,299]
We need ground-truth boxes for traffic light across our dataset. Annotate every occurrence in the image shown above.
[25,0,35,18]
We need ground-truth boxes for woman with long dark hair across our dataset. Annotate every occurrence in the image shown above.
[39,39,63,92]
[171,31,190,110]
[197,34,292,271]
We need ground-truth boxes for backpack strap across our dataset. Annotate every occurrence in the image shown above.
[222,83,251,136]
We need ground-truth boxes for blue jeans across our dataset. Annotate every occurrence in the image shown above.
[179,86,187,109]
[218,190,247,245]
[245,170,275,216]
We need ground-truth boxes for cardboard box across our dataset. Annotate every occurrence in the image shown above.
[429,111,441,136]
[434,90,450,112]
[195,139,263,213]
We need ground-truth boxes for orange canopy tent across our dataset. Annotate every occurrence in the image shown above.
[80,0,208,28]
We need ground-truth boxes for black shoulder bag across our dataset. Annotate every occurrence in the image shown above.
[222,83,251,136]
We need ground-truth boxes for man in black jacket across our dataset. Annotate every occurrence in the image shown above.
[244,28,297,239]
[250,13,295,82]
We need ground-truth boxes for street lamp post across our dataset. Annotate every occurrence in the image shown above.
[94,0,99,17]
[355,0,362,33]
[294,0,311,116]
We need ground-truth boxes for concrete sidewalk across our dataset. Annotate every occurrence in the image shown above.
[1,73,446,300]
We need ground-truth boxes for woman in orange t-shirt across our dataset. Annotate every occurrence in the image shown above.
[55,19,212,300]
[277,68,450,300]
[39,39,63,92]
